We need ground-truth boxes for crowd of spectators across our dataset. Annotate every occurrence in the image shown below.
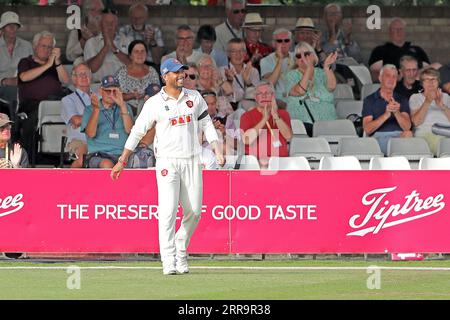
[1,0,450,170]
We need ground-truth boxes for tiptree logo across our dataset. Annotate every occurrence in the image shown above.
[0,193,24,218]
[347,186,445,236]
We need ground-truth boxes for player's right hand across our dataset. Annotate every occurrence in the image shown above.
[110,162,123,180]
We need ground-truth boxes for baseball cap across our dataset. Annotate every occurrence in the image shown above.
[160,58,188,76]
[0,113,13,127]
[0,11,22,29]
[101,75,120,88]
[145,83,162,97]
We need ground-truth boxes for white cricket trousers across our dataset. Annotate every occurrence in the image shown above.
[155,156,203,263]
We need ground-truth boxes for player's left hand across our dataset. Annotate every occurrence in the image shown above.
[216,153,225,167]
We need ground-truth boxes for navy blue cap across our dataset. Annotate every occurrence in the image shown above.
[145,83,161,97]
[160,58,188,76]
[101,75,120,88]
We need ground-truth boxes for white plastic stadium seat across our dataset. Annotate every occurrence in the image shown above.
[369,156,411,170]
[387,137,433,161]
[313,119,358,155]
[360,83,380,100]
[333,83,354,100]
[319,156,362,170]
[237,155,260,170]
[338,137,383,160]
[348,65,373,86]
[268,156,311,170]
[290,119,307,137]
[222,155,239,170]
[418,157,450,170]
[437,138,450,157]
[289,137,332,161]
[37,100,67,154]
[335,100,363,119]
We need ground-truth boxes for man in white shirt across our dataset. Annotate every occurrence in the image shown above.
[84,9,131,83]
[161,25,203,65]
[214,0,246,52]
[111,58,225,275]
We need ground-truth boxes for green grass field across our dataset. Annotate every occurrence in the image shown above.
[0,259,449,300]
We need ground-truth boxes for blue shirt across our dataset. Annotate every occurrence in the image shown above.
[61,89,90,142]
[81,101,132,155]
[362,89,410,133]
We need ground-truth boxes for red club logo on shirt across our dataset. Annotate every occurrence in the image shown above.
[186,100,193,108]
[161,169,168,177]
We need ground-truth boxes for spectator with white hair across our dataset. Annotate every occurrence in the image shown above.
[260,28,295,109]
[17,30,70,158]
[65,0,104,63]
[214,0,246,52]
[362,64,412,155]
[118,1,165,66]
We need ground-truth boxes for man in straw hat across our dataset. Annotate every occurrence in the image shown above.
[292,17,326,64]
[242,12,273,73]
[0,11,33,119]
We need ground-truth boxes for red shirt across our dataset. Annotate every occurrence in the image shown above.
[240,107,291,160]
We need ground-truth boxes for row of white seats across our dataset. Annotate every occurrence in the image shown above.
[228,155,450,171]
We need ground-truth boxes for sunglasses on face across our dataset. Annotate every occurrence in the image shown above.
[232,9,246,14]
[185,74,197,80]
[295,51,311,59]
[275,39,291,43]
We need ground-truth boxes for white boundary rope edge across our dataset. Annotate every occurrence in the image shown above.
[0,266,449,271]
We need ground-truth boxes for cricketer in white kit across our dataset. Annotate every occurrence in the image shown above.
[111,58,225,275]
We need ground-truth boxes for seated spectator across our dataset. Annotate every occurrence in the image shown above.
[241,13,273,74]
[362,64,412,155]
[0,113,28,168]
[440,63,450,94]
[81,75,134,168]
[285,41,337,136]
[17,30,70,158]
[293,17,325,63]
[201,90,238,156]
[84,9,131,83]
[410,68,450,154]
[219,38,260,110]
[197,55,225,94]
[395,55,422,100]
[195,24,228,68]
[115,40,160,117]
[182,63,199,90]
[369,18,441,82]
[0,11,33,118]
[260,28,295,109]
[240,81,292,168]
[118,2,165,66]
[161,25,203,65]
[65,0,104,63]
[61,62,92,168]
[320,3,362,63]
[214,0,246,52]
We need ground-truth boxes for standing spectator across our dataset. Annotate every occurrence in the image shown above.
[214,0,246,52]
[17,31,70,158]
[61,62,92,168]
[81,75,134,168]
[292,17,326,64]
[161,25,203,66]
[0,113,28,168]
[368,18,441,82]
[362,64,412,155]
[114,40,160,117]
[195,24,228,68]
[65,0,104,63]
[241,13,272,74]
[118,2,165,66]
[260,28,295,108]
[240,81,292,168]
[394,55,422,100]
[320,3,361,63]
[219,38,260,110]
[84,9,131,83]
[0,11,33,117]
[410,68,450,154]
[285,42,338,136]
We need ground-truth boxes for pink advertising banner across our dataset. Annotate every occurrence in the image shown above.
[1,169,449,253]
